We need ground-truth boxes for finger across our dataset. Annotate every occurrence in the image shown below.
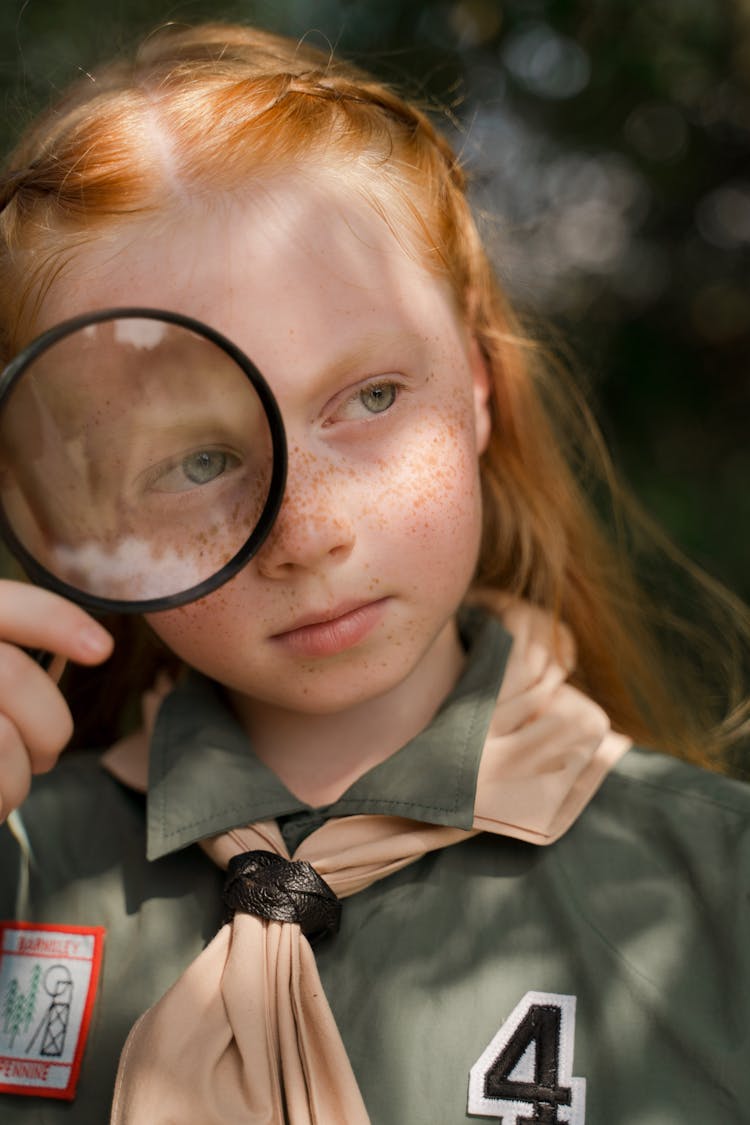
[0,642,74,771]
[0,580,113,664]
[0,713,33,819]
[47,654,68,684]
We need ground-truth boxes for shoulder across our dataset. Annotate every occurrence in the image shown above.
[569,744,750,865]
[0,751,145,917]
[551,746,750,952]
[591,744,750,851]
[606,743,750,815]
[9,748,144,838]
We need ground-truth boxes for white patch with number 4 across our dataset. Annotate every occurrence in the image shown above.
[468,991,585,1122]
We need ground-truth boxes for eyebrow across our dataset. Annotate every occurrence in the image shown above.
[95,404,264,454]
[313,328,429,388]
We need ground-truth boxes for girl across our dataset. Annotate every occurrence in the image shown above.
[0,22,748,1124]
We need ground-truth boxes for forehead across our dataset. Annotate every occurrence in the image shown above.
[38,177,464,373]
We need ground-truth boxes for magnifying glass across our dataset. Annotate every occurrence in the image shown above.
[0,308,287,616]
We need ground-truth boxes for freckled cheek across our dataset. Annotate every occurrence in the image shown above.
[358,425,483,564]
[144,577,265,669]
[147,596,216,644]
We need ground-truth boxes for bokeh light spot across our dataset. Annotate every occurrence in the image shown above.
[502,23,591,100]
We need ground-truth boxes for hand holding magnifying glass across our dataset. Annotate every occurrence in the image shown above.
[0,309,286,818]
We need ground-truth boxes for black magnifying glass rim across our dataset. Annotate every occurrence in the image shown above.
[0,307,287,614]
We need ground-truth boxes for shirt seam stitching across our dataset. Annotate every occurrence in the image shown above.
[608,767,749,820]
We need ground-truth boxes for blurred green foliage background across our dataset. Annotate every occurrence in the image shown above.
[0,0,748,600]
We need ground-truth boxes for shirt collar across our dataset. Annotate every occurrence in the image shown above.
[144,608,512,860]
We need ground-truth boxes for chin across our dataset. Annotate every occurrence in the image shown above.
[230,655,416,717]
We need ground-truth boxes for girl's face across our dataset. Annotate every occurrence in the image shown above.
[39,179,491,716]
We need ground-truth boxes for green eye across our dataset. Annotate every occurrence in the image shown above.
[359,384,396,414]
[142,448,242,494]
[182,450,229,484]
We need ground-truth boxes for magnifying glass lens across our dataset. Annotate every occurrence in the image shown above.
[0,312,284,611]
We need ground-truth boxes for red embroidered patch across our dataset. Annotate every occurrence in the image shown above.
[0,922,104,1100]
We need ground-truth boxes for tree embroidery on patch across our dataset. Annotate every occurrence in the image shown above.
[3,964,42,1047]
[468,991,585,1123]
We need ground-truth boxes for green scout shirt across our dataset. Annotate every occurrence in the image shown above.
[0,610,749,1122]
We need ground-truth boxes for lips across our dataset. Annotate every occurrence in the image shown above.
[270,597,389,658]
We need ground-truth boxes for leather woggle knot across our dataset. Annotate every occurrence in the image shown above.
[223,850,342,945]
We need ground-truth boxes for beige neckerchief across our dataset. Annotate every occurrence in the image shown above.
[104,599,630,1123]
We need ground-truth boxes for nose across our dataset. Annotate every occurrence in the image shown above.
[255,445,355,579]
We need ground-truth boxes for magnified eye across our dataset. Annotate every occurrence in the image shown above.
[183,450,230,484]
[144,448,242,493]
[360,383,397,414]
